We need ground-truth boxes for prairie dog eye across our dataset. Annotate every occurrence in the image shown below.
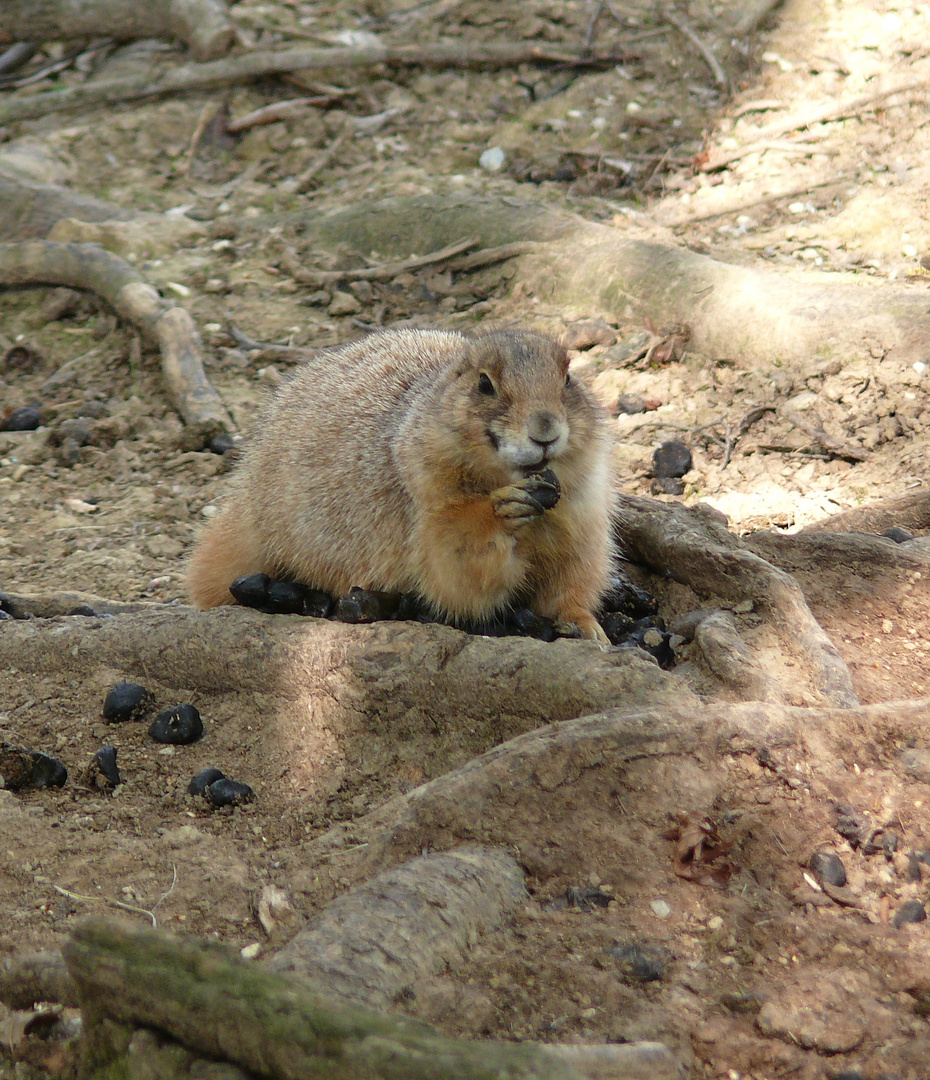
[564,371,572,387]
[478,372,495,396]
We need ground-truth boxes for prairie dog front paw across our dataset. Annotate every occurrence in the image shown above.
[491,470,561,530]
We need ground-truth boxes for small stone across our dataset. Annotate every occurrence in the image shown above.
[608,942,669,982]
[148,704,203,745]
[206,777,254,807]
[1,406,42,432]
[562,318,617,351]
[479,146,506,172]
[893,899,927,928]
[188,767,226,797]
[809,851,847,888]
[616,393,648,415]
[882,526,915,543]
[328,291,362,316]
[649,899,671,918]
[103,682,155,723]
[653,440,693,478]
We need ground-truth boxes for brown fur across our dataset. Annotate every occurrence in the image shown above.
[186,328,616,641]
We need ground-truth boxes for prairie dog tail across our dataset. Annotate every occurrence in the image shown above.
[186,505,264,609]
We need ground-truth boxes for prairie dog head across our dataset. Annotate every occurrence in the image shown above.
[446,330,604,481]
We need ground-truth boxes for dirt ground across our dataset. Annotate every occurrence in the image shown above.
[2,0,930,1077]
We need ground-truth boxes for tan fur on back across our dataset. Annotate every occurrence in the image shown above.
[186,328,615,640]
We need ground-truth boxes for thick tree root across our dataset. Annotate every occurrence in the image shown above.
[62,914,685,1079]
[0,240,232,434]
[614,495,859,707]
[0,0,235,61]
[269,846,527,1009]
[294,193,930,370]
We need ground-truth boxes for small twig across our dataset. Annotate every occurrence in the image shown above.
[280,235,478,287]
[779,405,870,462]
[737,404,776,436]
[291,131,347,193]
[701,78,930,171]
[442,240,539,272]
[184,100,221,177]
[227,96,333,133]
[582,2,606,53]
[53,884,159,928]
[151,865,179,913]
[663,8,729,90]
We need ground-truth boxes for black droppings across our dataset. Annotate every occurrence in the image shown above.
[206,777,254,807]
[93,745,122,787]
[652,440,692,478]
[148,704,204,745]
[188,767,227,797]
[102,682,155,723]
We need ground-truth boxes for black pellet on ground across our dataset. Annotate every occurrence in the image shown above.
[0,743,68,791]
[652,439,693,478]
[882,526,914,543]
[230,573,333,617]
[102,682,154,723]
[809,851,847,888]
[206,777,254,808]
[600,574,659,620]
[148,704,203,745]
[892,899,927,928]
[1,406,41,432]
[93,746,122,787]
[188,768,227,797]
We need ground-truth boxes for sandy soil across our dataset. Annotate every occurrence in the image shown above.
[1,0,930,1077]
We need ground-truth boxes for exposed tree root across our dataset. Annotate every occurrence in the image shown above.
[614,495,859,707]
[61,914,684,1079]
[0,240,231,434]
[0,0,235,62]
[295,192,930,369]
[796,488,930,535]
[291,697,930,896]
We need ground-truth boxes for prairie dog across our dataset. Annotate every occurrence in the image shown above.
[186,328,615,641]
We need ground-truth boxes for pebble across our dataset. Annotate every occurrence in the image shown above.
[892,899,927,928]
[650,899,672,918]
[102,682,155,723]
[608,941,669,982]
[0,742,68,791]
[616,393,648,415]
[562,318,617,351]
[328,291,362,317]
[148,704,204,745]
[479,146,506,172]
[809,851,847,888]
[1,406,41,432]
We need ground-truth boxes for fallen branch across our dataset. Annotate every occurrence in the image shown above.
[0,241,232,434]
[0,0,235,62]
[0,41,627,124]
[227,95,335,133]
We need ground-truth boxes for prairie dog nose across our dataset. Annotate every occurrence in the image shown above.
[528,411,563,446]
